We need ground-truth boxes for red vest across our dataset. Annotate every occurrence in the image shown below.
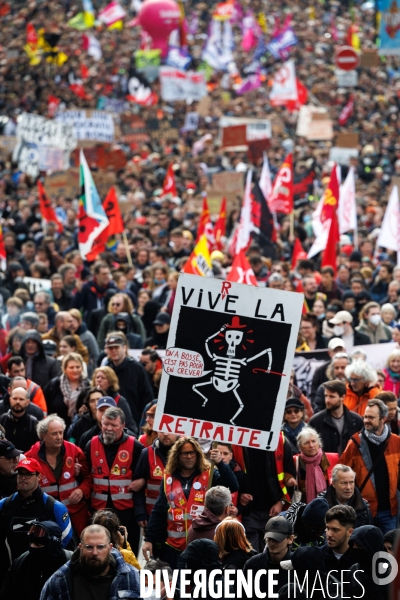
[91,436,135,511]
[27,441,82,514]
[145,446,165,515]
[275,431,291,502]
[164,470,210,551]
[139,433,147,446]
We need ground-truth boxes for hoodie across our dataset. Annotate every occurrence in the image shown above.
[187,507,222,544]
[0,520,72,600]
[112,312,143,349]
[348,525,390,600]
[20,329,61,390]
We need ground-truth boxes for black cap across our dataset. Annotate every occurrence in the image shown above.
[0,440,22,458]
[264,516,293,542]
[153,312,171,326]
[105,335,125,347]
[285,398,304,411]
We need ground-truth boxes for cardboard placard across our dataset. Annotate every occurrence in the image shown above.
[221,125,247,149]
[70,146,127,170]
[360,49,380,68]
[296,106,333,141]
[120,115,150,145]
[44,168,116,200]
[247,138,270,163]
[197,96,212,118]
[146,118,179,142]
[335,133,359,148]
[207,171,244,214]
[0,136,17,159]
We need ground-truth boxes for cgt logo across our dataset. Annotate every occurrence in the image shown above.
[372,551,398,585]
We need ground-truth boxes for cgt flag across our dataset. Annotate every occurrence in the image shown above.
[162,163,177,197]
[78,150,109,260]
[183,235,213,277]
[0,224,6,271]
[321,165,340,223]
[227,249,257,286]
[37,181,63,233]
[213,197,226,251]
[86,187,124,262]
[268,153,293,215]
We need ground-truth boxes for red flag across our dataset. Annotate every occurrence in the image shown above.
[227,249,257,286]
[70,83,87,99]
[47,95,60,118]
[321,165,340,223]
[37,181,63,234]
[86,187,124,262]
[291,237,307,270]
[213,198,226,251]
[321,213,340,276]
[26,23,38,49]
[0,224,6,271]
[197,195,211,240]
[286,79,308,112]
[162,163,177,196]
[338,95,354,126]
[81,64,89,80]
[268,153,293,214]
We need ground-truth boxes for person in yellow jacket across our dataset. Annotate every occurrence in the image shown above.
[92,509,141,570]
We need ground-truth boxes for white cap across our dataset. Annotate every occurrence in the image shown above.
[328,337,346,350]
[329,310,353,325]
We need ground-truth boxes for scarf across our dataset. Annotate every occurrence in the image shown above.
[363,424,389,446]
[60,374,86,418]
[283,422,304,449]
[300,447,326,502]
[388,368,400,382]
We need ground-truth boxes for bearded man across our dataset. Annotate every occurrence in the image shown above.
[84,407,144,554]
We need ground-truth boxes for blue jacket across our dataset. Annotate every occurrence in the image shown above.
[39,548,142,600]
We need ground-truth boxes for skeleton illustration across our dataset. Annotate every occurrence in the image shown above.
[193,316,272,424]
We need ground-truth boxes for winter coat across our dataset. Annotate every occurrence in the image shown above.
[343,383,380,416]
[382,368,400,397]
[20,330,61,390]
[348,526,390,600]
[71,279,117,322]
[308,406,364,454]
[43,376,89,429]
[108,356,153,426]
[187,507,222,544]
[67,411,96,447]
[356,319,393,344]
[340,429,400,516]
[39,548,140,600]
[319,485,371,528]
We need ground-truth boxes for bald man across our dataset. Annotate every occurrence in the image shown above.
[0,387,39,451]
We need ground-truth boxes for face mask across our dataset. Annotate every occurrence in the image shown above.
[317,313,325,320]
[183,220,192,228]
[303,215,311,223]
[333,325,345,336]
[154,278,166,285]
[369,314,381,326]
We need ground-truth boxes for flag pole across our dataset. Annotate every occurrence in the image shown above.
[122,232,133,267]
[289,211,294,238]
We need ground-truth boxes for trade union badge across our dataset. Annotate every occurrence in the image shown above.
[153,466,163,477]
[118,450,129,463]
[65,457,73,469]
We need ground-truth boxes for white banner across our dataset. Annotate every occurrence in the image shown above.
[338,166,357,234]
[269,59,297,104]
[219,116,272,141]
[377,184,400,254]
[55,110,115,143]
[159,67,207,102]
[23,277,52,294]
[154,274,303,450]
[13,113,76,178]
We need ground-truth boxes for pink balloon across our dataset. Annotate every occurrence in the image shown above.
[138,0,181,57]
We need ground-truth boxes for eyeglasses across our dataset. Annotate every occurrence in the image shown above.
[112,303,122,307]
[83,544,109,553]
[348,377,364,383]
[285,408,301,414]
[17,471,36,478]
[180,451,196,458]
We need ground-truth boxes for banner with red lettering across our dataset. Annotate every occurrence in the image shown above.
[268,153,293,214]
[153,274,303,450]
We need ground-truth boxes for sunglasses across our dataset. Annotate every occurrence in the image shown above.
[285,408,302,414]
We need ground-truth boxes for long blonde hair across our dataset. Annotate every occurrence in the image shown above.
[164,436,210,474]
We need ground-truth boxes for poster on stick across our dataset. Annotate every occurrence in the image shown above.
[154,274,303,450]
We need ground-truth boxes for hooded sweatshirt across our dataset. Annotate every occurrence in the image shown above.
[20,329,61,390]
[348,525,390,600]
[187,507,222,544]
[0,520,72,600]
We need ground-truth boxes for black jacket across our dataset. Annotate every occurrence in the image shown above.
[310,360,331,402]
[0,411,39,452]
[319,485,371,529]
[43,377,89,429]
[20,329,61,390]
[308,405,364,454]
[243,548,293,600]
[108,357,153,426]
[71,279,116,321]
[348,526,390,600]
[0,520,72,600]
[0,392,44,421]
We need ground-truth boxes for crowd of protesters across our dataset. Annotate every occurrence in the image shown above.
[1,0,400,598]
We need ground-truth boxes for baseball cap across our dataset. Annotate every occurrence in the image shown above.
[15,458,41,474]
[96,396,117,409]
[328,337,346,351]
[42,340,57,356]
[105,335,125,348]
[264,516,293,542]
[153,312,171,326]
[329,311,353,325]
[285,398,304,411]
[0,440,22,458]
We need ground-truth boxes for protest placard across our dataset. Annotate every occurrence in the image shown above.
[55,110,115,143]
[13,113,76,178]
[219,116,272,141]
[296,106,333,141]
[44,168,116,199]
[159,67,207,102]
[147,118,179,142]
[221,125,247,150]
[120,115,150,144]
[154,274,303,450]
[23,277,52,294]
[0,136,17,159]
[206,171,244,214]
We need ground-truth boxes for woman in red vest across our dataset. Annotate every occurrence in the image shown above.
[294,426,338,503]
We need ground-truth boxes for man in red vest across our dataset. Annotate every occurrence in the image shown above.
[25,414,91,535]
[142,436,239,568]
[84,406,144,554]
